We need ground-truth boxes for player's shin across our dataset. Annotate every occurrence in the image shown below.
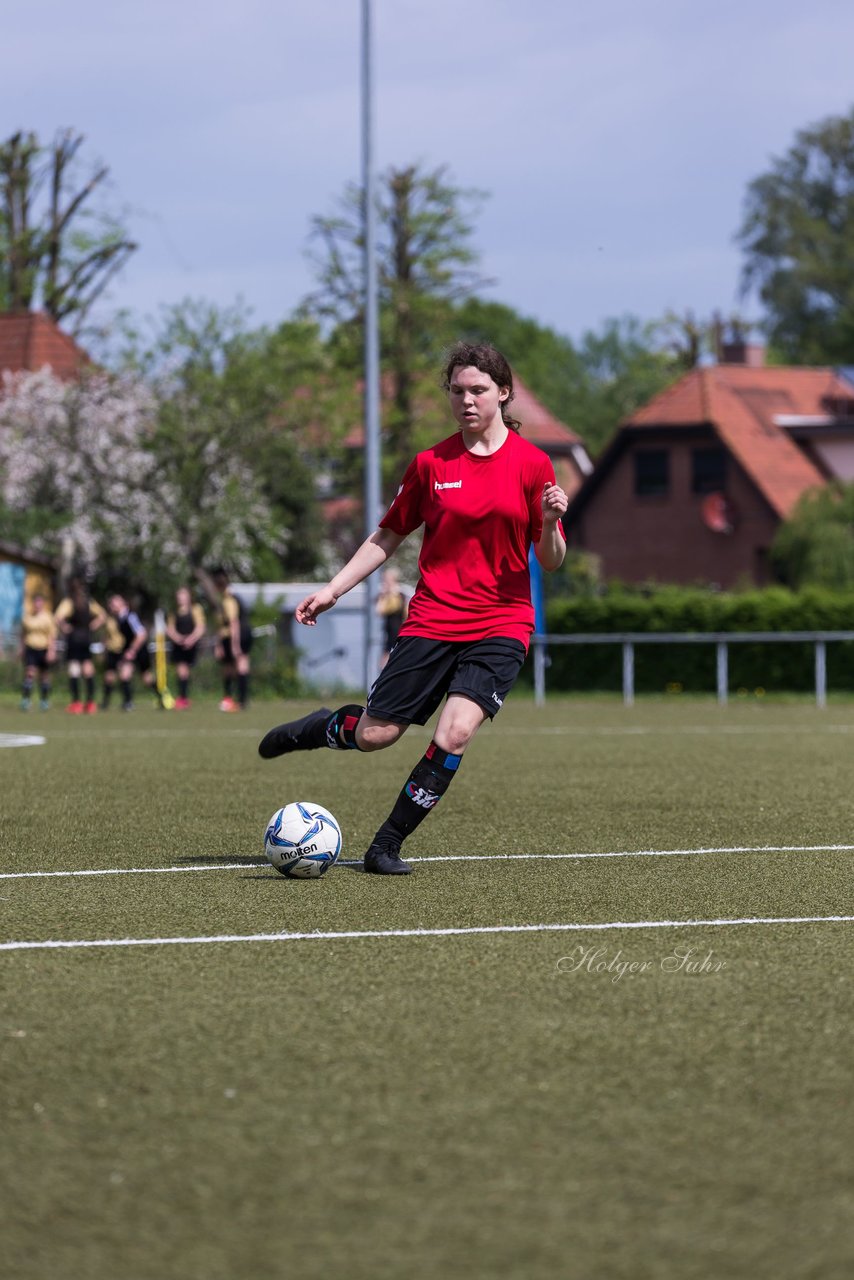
[373,741,462,848]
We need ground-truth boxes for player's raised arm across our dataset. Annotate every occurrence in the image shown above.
[295,527,405,626]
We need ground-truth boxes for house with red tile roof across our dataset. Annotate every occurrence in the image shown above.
[564,348,854,587]
[0,312,90,380]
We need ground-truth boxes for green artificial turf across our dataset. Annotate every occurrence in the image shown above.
[1,696,854,1279]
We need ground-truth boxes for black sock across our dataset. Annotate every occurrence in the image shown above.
[102,683,113,708]
[224,675,234,698]
[121,680,133,706]
[40,681,50,701]
[237,673,249,707]
[22,676,33,698]
[324,704,365,750]
[85,676,95,703]
[179,676,189,699]
[70,676,80,702]
[373,742,463,847]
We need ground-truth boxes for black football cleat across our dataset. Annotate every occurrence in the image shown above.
[363,842,413,875]
[258,708,333,759]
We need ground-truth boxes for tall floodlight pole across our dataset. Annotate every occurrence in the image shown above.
[361,0,382,690]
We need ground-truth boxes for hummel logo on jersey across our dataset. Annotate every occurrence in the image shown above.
[434,480,462,490]
[405,782,440,809]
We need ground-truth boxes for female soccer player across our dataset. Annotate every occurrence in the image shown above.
[107,593,160,710]
[54,580,106,714]
[166,587,207,709]
[212,568,252,712]
[99,611,126,710]
[19,593,57,710]
[376,565,408,667]
[259,341,568,874]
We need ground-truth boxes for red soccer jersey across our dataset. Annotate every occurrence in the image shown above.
[379,429,564,647]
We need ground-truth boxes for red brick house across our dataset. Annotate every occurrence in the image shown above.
[0,311,90,379]
[564,350,854,587]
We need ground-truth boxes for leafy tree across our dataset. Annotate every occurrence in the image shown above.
[772,483,854,589]
[737,107,854,363]
[651,310,753,369]
[120,301,335,592]
[0,129,136,331]
[303,163,488,486]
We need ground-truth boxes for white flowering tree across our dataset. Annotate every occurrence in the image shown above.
[0,367,157,569]
[0,364,306,596]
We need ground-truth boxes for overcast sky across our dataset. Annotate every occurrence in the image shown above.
[4,0,853,343]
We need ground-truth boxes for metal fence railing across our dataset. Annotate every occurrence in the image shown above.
[531,631,854,708]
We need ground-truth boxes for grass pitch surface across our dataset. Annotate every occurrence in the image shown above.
[2,696,854,1279]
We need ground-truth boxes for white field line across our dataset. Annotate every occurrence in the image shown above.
[500,724,854,737]
[0,734,45,748]
[3,844,854,881]
[2,914,854,953]
[9,723,854,742]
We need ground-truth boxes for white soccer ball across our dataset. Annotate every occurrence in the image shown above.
[264,802,342,879]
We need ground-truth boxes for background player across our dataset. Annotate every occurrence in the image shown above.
[19,592,57,710]
[259,341,568,874]
[376,565,408,667]
[212,568,251,712]
[107,593,160,710]
[100,609,127,709]
[165,586,206,709]
[54,580,106,714]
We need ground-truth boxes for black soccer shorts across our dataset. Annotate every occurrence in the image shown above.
[220,628,253,664]
[121,643,152,674]
[366,635,527,726]
[171,642,199,668]
[23,646,51,671]
[66,635,92,663]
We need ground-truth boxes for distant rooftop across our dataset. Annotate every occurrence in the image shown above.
[624,363,854,519]
[0,312,90,381]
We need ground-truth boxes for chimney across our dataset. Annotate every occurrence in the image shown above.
[720,340,765,367]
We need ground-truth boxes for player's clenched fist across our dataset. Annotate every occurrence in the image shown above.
[541,481,568,522]
[295,588,337,626]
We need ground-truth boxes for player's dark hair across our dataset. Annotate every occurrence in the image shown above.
[442,341,521,432]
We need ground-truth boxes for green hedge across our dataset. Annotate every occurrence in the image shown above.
[537,586,854,693]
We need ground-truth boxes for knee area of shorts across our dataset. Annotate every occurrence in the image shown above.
[68,660,82,678]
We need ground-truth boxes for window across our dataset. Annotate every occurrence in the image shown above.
[692,447,727,494]
[634,450,669,497]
